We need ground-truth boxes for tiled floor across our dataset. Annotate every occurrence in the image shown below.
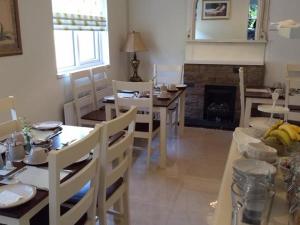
[126,127,233,225]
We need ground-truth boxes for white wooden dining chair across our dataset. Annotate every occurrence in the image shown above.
[90,66,112,109]
[153,64,183,130]
[153,64,183,85]
[239,67,278,130]
[0,96,20,140]
[112,80,160,167]
[284,64,300,122]
[48,124,102,225]
[0,96,17,121]
[98,106,137,225]
[70,70,106,126]
[255,64,300,124]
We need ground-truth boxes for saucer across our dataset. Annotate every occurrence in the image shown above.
[32,121,62,130]
[23,156,48,166]
[176,84,187,89]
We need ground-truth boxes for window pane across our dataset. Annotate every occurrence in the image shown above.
[54,30,75,69]
[78,31,96,63]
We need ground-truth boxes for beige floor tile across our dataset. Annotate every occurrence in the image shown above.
[107,127,232,225]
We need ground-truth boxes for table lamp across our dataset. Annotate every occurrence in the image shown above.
[123,31,147,82]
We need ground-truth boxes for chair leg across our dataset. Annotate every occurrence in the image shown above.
[122,189,130,225]
[146,139,152,167]
[168,111,173,130]
[175,107,179,131]
[98,209,108,225]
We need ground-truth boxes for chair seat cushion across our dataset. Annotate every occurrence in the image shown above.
[81,107,106,121]
[66,177,124,205]
[135,120,160,132]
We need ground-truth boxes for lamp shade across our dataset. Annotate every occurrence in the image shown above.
[123,31,147,53]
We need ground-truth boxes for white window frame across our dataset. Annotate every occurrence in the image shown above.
[55,30,106,75]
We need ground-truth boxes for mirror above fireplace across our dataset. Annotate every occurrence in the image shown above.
[187,0,270,42]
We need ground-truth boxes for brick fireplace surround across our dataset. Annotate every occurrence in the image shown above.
[184,64,265,129]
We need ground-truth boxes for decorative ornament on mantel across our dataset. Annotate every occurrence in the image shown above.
[123,31,147,82]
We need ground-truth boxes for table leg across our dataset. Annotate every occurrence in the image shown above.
[105,104,112,121]
[159,107,167,168]
[244,98,252,127]
[179,90,186,136]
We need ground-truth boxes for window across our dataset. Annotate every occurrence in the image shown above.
[247,0,259,40]
[52,0,109,74]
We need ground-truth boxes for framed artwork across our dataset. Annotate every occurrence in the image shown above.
[202,0,231,20]
[0,0,22,57]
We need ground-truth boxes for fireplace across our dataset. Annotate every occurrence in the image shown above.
[203,85,236,128]
[183,64,265,130]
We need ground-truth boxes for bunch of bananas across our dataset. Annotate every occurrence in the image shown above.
[263,120,300,146]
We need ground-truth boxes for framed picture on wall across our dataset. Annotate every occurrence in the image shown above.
[202,0,231,20]
[0,0,22,57]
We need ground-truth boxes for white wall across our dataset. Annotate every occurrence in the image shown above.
[0,0,128,122]
[264,0,300,85]
[195,0,249,40]
[128,0,187,80]
[129,0,300,85]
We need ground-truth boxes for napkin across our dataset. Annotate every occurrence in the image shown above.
[15,166,70,190]
[30,129,60,142]
[0,190,22,206]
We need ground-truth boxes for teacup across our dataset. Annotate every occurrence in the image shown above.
[160,84,167,92]
[168,84,176,90]
[13,132,25,146]
[9,145,26,161]
[160,91,169,98]
[28,147,48,164]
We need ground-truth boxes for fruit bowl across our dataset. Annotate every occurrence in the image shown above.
[262,121,300,156]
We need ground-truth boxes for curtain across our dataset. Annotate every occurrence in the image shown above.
[53,13,107,31]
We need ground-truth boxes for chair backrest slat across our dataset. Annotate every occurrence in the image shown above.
[112,81,153,132]
[98,107,136,209]
[0,120,21,140]
[60,187,95,225]
[153,64,183,85]
[49,125,102,225]
[90,66,111,108]
[59,159,98,203]
[239,67,245,127]
[0,96,17,121]
[70,70,96,125]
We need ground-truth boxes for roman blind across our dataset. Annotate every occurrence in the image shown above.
[52,0,107,31]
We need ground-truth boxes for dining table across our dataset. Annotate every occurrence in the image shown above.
[0,125,124,225]
[103,87,187,169]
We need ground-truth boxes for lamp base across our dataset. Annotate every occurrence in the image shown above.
[129,52,143,82]
[129,75,143,82]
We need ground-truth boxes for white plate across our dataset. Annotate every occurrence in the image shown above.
[233,159,277,177]
[0,184,36,209]
[23,156,48,166]
[176,84,187,88]
[258,105,290,114]
[32,121,62,130]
